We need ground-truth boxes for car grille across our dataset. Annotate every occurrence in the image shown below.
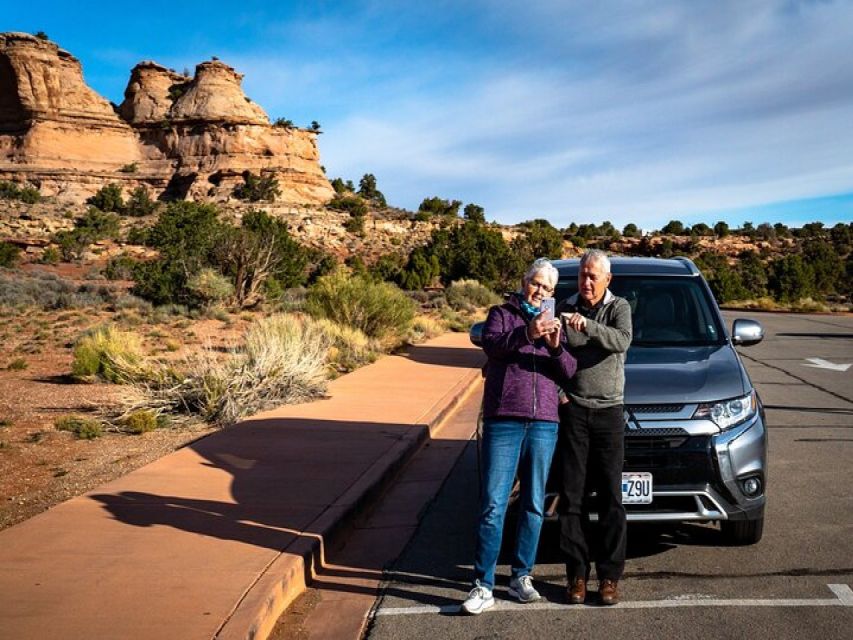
[624,435,715,485]
[627,404,685,414]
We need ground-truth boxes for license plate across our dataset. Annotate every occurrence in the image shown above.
[622,472,653,504]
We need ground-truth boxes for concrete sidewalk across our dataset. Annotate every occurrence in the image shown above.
[0,332,485,640]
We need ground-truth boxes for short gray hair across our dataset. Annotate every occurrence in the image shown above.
[523,257,558,287]
[579,250,611,274]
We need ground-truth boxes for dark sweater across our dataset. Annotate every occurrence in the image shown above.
[559,289,632,409]
[481,296,577,422]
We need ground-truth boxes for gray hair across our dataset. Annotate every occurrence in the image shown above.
[579,249,611,274]
[523,257,558,287]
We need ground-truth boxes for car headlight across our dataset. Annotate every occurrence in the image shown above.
[693,391,757,430]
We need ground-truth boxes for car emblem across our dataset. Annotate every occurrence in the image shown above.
[624,409,640,431]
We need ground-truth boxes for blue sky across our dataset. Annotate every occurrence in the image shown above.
[5,0,853,230]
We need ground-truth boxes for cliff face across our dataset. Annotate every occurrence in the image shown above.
[0,33,333,205]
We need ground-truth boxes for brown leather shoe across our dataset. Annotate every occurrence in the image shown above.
[567,576,586,604]
[599,579,620,605]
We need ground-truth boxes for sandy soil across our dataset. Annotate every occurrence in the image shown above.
[0,304,246,531]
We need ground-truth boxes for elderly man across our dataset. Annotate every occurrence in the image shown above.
[558,250,632,606]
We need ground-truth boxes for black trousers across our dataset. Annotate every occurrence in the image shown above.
[558,403,627,581]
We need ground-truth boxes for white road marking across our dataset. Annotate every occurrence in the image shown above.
[803,358,851,372]
[374,584,853,617]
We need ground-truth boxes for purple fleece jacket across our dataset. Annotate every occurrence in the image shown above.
[481,296,577,423]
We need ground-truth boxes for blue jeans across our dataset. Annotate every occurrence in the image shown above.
[473,418,558,590]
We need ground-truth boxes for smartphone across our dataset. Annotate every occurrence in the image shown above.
[539,297,555,322]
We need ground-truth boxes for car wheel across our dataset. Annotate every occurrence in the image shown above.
[720,516,764,545]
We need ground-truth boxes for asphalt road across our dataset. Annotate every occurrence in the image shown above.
[366,311,853,640]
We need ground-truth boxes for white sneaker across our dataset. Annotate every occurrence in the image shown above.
[508,575,541,603]
[460,584,495,615]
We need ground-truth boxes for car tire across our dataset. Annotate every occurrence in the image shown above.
[721,516,764,545]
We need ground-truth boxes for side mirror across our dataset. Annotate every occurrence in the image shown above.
[732,318,764,346]
[470,321,484,347]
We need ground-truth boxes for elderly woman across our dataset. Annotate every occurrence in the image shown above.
[461,258,577,615]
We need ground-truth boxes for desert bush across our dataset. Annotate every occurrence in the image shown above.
[126,314,330,426]
[418,196,461,217]
[132,201,225,305]
[233,172,281,202]
[186,268,234,305]
[119,163,138,174]
[329,194,368,217]
[54,208,122,261]
[71,325,145,383]
[312,317,380,373]
[445,279,501,311]
[0,270,118,309]
[6,358,28,370]
[104,254,138,280]
[55,415,103,440]
[87,183,125,212]
[439,307,473,332]
[39,246,60,265]
[408,315,446,343]
[0,181,41,203]
[343,214,365,236]
[217,210,309,308]
[125,186,158,217]
[305,271,415,342]
[121,410,158,434]
[0,242,20,268]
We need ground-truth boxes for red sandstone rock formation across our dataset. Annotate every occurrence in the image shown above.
[0,33,333,205]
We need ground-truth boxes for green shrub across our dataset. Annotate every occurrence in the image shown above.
[445,279,501,311]
[119,163,138,174]
[187,268,234,304]
[87,183,125,212]
[233,172,281,202]
[0,181,19,199]
[418,196,461,217]
[18,185,41,204]
[305,271,415,342]
[125,186,158,217]
[132,201,225,305]
[104,254,138,280]
[71,325,145,383]
[344,214,365,236]
[0,242,21,268]
[55,415,103,439]
[121,410,158,434]
[0,181,40,203]
[54,208,122,261]
[329,195,368,217]
[40,246,60,265]
[6,358,28,371]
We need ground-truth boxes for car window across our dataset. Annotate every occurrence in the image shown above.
[555,276,724,346]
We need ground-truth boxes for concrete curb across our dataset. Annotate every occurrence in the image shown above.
[215,366,483,640]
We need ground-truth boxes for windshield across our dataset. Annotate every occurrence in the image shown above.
[554,276,725,347]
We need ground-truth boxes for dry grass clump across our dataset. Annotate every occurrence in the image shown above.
[409,315,447,343]
[124,314,330,427]
[312,317,381,373]
[71,325,147,383]
[55,415,103,440]
[445,279,501,311]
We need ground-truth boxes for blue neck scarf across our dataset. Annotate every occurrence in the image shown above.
[516,294,540,321]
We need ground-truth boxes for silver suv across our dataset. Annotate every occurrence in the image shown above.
[472,256,768,545]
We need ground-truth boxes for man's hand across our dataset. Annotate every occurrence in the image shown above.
[563,312,588,333]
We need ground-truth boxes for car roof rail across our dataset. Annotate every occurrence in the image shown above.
[672,256,700,275]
